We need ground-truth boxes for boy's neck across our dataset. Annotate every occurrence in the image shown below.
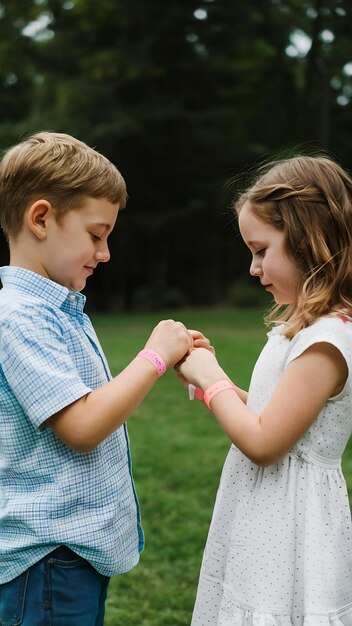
[9,235,50,282]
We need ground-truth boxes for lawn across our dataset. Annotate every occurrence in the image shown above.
[91,308,352,626]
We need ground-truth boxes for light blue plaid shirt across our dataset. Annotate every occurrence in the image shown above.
[0,266,143,583]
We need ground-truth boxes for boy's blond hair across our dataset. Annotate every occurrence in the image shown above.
[0,131,127,239]
[234,155,352,339]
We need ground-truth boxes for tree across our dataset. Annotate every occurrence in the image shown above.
[1,0,352,308]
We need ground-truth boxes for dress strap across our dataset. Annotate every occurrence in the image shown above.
[337,314,352,324]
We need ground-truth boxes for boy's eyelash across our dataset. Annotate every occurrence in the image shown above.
[255,249,265,257]
[91,234,101,241]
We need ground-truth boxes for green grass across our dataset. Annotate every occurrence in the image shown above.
[90,308,352,626]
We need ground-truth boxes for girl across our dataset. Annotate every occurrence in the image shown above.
[178,156,352,625]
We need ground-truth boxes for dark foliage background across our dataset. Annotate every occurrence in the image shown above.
[1,0,352,310]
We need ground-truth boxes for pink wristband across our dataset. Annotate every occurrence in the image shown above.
[188,385,205,401]
[203,379,237,409]
[137,349,167,377]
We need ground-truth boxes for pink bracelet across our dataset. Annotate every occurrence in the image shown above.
[188,385,205,401]
[137,349,167,377]
[203,379,237,409]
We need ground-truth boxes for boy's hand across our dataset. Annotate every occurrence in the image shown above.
[145,320,193,368]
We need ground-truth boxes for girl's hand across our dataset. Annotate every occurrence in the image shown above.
[188,329,215,355]
[174,367,189,390]
[176,347,226,389]
[174,330,215,389]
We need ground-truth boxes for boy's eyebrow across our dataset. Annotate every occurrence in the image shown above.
[91,222,112,231]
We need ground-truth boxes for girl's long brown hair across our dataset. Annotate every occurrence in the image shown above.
[234,156,352,339]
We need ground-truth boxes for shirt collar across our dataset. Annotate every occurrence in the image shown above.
[0,266,86,312]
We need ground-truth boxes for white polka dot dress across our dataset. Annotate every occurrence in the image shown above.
[191,317,352,625]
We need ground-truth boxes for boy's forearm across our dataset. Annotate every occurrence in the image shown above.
[47,356,160,452]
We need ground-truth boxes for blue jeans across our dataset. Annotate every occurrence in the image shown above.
[0,546,110,626]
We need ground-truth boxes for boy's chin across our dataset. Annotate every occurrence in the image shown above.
[74,281,86,292]
[63,278,86,292]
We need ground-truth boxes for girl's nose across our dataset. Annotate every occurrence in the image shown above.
[250,258,262,276]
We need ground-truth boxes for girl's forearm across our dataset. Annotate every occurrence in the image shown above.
[233,386,248,404]
[206,391,269,465]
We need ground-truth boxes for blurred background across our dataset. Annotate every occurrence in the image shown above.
[1,0,352,312]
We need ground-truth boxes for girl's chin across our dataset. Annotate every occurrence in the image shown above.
[274,297,295,305]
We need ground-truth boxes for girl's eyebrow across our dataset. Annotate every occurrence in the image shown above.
[248,240,264,247]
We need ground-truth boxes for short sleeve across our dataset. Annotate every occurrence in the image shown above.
[285,317,352,382]
[0,304,92,428]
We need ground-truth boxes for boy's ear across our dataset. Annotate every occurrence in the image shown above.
[27,199,54,240]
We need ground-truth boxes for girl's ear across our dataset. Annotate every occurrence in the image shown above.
[26,199,54,240]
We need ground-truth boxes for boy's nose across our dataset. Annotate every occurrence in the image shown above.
[96,245,110,263]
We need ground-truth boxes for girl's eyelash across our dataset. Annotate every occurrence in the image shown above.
[256,249,265,256]
[91,234,101,241]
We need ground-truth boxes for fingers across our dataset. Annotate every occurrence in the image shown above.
[195,340,215,354]
[145,319,193,367]
[175,321,194,348]
[188,329,215,354]
[188,329,205,340]
[145,321,213,370]
[177,325,215,354]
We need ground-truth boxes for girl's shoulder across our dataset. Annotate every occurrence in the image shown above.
[284,315,352,367]
[268,315,352,338]
[298,314,352,336]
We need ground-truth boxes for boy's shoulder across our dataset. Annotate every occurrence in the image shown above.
[0,266,72,329]
[0,283,65,330]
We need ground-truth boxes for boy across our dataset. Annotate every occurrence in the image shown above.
[0,132,200,625]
